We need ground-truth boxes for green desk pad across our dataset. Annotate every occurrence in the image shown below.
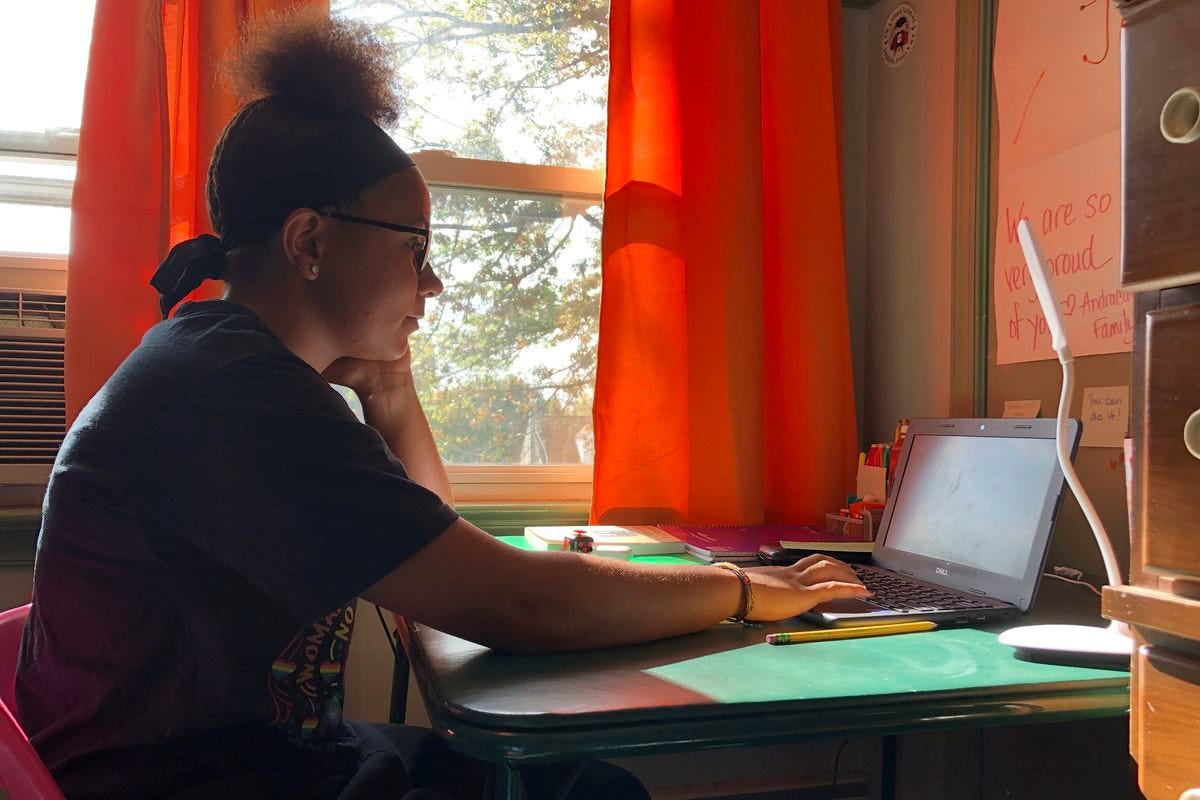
[643,627,1124,704]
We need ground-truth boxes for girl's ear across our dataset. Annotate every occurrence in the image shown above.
[279,207,325,280]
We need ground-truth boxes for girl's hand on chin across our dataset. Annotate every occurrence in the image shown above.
[321,346,413,399]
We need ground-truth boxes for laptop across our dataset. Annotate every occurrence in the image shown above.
[804,417,1080,628]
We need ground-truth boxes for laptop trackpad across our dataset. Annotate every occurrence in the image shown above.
[800,598,906,627]
[801,599,902,623]
[810,598,889,615]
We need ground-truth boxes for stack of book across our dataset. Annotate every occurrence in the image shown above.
[523,523,874,565]
[522,525,686,555]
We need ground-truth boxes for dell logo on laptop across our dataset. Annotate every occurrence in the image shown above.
[936,567,950,576]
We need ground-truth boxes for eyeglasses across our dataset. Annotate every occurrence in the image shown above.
[319,210,431,274]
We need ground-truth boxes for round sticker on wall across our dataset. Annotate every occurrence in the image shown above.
[882,3,918,68]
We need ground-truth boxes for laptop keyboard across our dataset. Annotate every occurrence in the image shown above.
[852,565,1000,613]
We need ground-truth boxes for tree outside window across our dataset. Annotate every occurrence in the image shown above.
[334,0,608,466]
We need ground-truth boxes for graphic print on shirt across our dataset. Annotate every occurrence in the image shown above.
[268,603,355,740]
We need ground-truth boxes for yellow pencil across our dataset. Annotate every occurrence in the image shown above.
[765,620,936,645]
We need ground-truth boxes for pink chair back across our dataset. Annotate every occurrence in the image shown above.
[0,604,30,711]
[0,700,64,800]
[0,605,63,799]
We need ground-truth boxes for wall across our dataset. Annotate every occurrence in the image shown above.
[851,0,1128,584]
[860,0,958,446]
[0,568,32,610]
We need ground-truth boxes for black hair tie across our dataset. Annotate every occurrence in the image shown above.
[150,234,227,318]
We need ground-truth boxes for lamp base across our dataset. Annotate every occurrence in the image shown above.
[998,623,1133,669]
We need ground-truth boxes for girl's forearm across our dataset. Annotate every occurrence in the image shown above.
[360,378,453,505]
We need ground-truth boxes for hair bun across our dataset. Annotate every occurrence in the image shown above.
[227,8,400,126]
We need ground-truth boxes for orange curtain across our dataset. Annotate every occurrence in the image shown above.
[593,0,857,525]
[66,0,328,424]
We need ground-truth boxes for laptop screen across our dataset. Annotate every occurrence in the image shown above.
[882,433,1059,579]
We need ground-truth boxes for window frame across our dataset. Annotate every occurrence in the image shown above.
[0,130,77,267]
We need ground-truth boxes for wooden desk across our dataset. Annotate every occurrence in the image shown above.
[400,541,1130,800]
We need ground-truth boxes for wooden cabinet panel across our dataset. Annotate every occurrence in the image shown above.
[1118,1,1200,795]
[1140,303,1200,576]
[1121,0,1200,290]
[1105,586,1200,642]
[1133,642,1200,800]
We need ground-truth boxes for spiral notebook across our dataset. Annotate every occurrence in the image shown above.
[524,523,868,563]
[656,524,862,563]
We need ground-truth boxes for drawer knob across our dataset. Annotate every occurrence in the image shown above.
[1161,87,1200,144]
[1187,409,1200,460]
[1179,791,1200,800]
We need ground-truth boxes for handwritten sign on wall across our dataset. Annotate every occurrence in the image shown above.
[993,0,1131,364]
[1002,399,1041,418]
[1081,385,1129,448]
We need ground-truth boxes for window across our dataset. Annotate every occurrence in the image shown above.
[333,1,608,500]
[0,2,92,493]
[0,1,95,259]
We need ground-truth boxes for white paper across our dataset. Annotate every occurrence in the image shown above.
[1081,385,1129,448]
[856,465,887,502]
[992,1,1131,364]
[1002,399,1042,418]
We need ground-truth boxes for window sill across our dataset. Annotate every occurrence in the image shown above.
[448,465,592,504]
[455,502,589,537]
[0,253,68,270]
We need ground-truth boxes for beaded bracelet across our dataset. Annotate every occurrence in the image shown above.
[712,561,755,623]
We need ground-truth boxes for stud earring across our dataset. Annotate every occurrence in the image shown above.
[310,263,320,276]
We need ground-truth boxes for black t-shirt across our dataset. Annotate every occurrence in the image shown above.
[16,300,459,799]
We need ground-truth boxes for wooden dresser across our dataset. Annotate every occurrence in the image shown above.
[1104,2,1200,798]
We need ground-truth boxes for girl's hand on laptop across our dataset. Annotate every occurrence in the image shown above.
[788,553,861,587]
[744,559,870,621]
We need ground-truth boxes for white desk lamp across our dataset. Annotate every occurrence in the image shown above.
[996,220,1134,666]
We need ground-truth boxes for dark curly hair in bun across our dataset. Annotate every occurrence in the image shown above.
[150,10,415,316]
[224,7,400,126]
[207,9,412,251]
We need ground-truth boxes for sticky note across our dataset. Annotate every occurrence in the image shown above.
[1081,386,1129,448]
[856,465,887,502]
[1002,399,1041,418]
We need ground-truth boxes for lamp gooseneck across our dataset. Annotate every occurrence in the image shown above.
[996,221,1133,663]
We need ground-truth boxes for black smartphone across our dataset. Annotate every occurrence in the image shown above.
[756,543,801,566]
[755,543,873,566]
